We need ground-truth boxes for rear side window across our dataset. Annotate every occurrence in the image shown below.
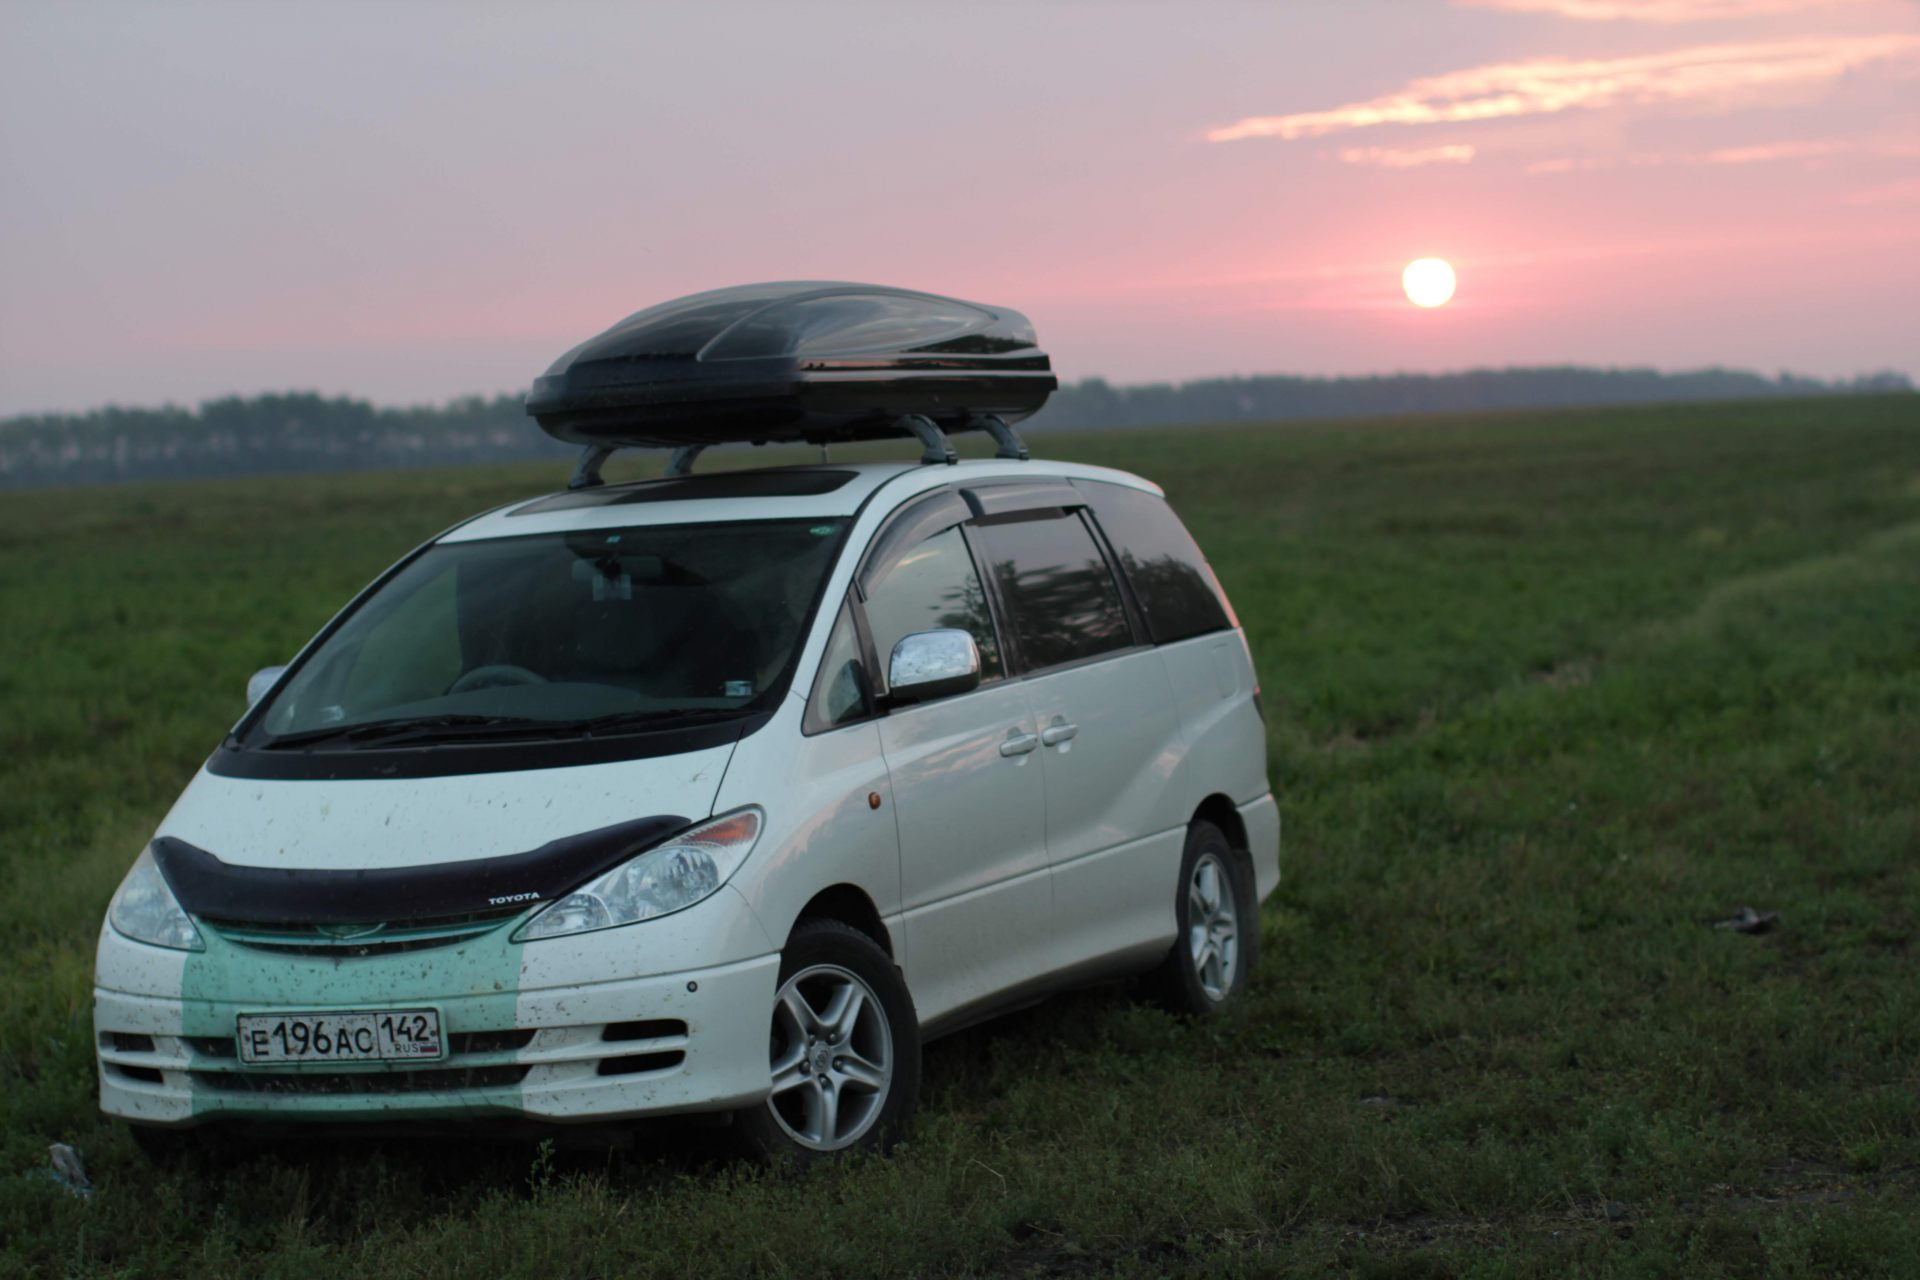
[1079,482,1234,644]
[973,512,1132,671]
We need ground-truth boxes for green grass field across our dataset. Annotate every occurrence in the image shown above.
[3,395,1917,1277]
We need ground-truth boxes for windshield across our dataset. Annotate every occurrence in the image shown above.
[248,518,848,747]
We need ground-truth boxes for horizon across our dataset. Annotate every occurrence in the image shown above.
[3,1,1918,418]
[2,358,1909,425]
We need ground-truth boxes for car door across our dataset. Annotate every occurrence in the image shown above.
[969,506,1185,975]
[858,515,1051,1027]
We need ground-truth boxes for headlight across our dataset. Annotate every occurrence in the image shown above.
[108,847,205,951]
[513,808,763,942]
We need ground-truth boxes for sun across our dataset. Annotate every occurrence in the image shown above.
[1402,258,1457,309]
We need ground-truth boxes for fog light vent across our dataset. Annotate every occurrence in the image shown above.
[450,1029,537,1054]
[601,1019,687,1043]
[596,1051,685,1077]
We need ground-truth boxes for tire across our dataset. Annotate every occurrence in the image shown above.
[734,919,920,1161]
[1150,819,1258,1016]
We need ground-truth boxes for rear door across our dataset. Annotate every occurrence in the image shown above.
[968,503,1186,975]
[856,508,1052,1026]
[1072,479,1266,831]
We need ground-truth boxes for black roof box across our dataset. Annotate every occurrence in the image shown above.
[525,282,1056,450]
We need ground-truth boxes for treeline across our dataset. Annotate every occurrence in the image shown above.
[0,393,571,489]
[1039,366,1914,429]
[1,367,1910,489]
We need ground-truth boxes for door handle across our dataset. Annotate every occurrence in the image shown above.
[1000,731,1039,757]
[1041,721,1078,746]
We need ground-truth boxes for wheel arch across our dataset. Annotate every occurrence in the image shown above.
[1192,792,1249,857]
[792,883,894,958]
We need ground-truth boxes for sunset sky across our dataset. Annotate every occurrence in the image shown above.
[2,0,1916,416]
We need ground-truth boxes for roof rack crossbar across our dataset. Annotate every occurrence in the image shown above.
[897,414,957,466]
[567,413,976,487]
[970,413,1029,461]
[569,445,615,490]
[665,445,706,477]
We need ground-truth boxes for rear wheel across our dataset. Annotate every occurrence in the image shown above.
[735,919,919,1161]
[1150,819,1257,1015]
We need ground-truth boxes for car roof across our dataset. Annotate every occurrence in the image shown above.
[438,459,1163,544]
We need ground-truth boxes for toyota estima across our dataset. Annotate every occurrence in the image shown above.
[95,283,1278,1158]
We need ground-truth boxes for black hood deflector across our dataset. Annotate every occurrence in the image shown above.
[150,814,689,926]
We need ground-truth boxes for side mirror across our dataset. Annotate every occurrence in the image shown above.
[887,630,980,705]
[247,665,289,707]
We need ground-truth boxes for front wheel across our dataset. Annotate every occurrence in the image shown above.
[735,919,920,1161]
[1149,819,1257,1015]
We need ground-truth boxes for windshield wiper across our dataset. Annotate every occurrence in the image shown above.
[261,714,543,750]
[259,708,747,751]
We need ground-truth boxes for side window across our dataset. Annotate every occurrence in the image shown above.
[803,601,871,733]
[862,526,1004,685]
[972,512,1132,672]
[1080,483,1234,644]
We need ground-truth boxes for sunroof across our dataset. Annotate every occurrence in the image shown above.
[510,469,857,515]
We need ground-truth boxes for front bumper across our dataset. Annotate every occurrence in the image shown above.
[95,886,780,1129]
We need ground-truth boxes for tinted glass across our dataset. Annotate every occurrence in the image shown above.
[862,526,1003,685]
[804,601,871,733]
[252,519,845,744]
[974,513,1132,671]
[1080,482,1233,644]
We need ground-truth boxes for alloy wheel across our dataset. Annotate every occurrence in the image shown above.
[767,962,894,1150]
[1187,852,1240,1001]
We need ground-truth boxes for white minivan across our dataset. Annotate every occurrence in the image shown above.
[96,459,1276,1156]
[96,286,1278,1159]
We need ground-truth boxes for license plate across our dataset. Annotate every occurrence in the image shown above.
[236,1009,443,1065]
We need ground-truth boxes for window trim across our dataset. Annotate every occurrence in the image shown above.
[855,488,971,598]
[959,479,1083,520]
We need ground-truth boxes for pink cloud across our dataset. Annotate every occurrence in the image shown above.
[1337,144,1479,167]
[1206,34,1920,142]
[1525,137,1920,171]
[1454,0,1879,22]
[1710,138,1920,163]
